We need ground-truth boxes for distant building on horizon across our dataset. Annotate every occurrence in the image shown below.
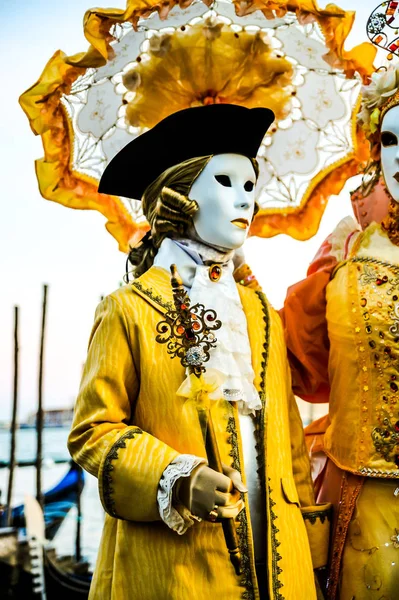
[24,407,74,428]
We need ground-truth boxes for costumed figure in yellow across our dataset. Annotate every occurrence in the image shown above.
[280,64,399,600]
[68,104,330,600]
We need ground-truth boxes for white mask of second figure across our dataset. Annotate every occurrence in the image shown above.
[381,105,399,203]
[189,153,256,250]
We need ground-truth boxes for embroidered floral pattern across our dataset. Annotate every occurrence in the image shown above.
[350,257,399,470]
[372,413,399,464]
[391,529,399,549]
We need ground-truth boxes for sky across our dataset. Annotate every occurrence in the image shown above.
[0,0,388,422]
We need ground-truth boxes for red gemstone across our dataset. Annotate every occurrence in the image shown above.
[395,422,399,433]
[376,279,383,286]
[207,315,215,321]
[181,304,187,310]
[209,265,222,282]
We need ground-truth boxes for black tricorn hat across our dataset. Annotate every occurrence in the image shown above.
[98,104,275,201]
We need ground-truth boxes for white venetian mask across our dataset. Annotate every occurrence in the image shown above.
[381,105,399,203]
[188,153,256,250]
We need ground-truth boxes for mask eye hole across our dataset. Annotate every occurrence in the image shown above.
[214,175,232,187]
[381,131,398,147]
[244,181,254,192]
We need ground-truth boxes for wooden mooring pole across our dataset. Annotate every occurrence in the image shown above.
[36,285,48,509]
[75,470,83,563]
[6,306,19,526]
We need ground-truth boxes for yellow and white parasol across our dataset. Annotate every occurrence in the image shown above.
[20,0,376,251]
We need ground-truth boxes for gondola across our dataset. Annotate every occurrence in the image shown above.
[0,461,85,540]
[0,463,92,599]
[0,537,92,599]
[44,550,92,598]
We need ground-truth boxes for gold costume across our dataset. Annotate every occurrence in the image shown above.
[326,223,399,478]
[68,266,330,600]
[284,221,399,599]
[327,224,399,599]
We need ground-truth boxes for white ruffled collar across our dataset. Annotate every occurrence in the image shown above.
[153,238,261,415]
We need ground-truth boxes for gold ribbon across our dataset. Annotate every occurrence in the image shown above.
[177,368,227,441]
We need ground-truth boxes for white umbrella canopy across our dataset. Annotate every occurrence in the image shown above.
[20,0,376,252]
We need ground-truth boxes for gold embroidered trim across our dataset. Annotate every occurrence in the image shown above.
[255,291,270,407]
[224,291,271,599]
[131,280,173,311]
[256,292,285,600]
[358,466,399,477]
[223,290,277,599]
[302,510,331,525]
[326,473,363,600]
[350,256,399,274]
[268,482,284,600]
[254,291,268,491]
[332,256,399,280]
[102,428,143,518]
[227,415,255,600]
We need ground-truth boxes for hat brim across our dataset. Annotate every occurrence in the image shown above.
[98,104,275,200]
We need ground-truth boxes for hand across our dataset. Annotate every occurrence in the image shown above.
[175,463,247,521]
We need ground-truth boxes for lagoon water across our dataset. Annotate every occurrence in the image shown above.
[0,427,103,569]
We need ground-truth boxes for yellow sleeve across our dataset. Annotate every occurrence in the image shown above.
[288,380,331,569]
[67,295,179,522]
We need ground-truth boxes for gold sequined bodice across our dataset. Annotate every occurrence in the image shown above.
[325,224,399,477]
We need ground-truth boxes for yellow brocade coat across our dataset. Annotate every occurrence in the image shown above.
[68,266,330,600]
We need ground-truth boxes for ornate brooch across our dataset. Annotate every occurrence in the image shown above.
[156,264,222,377]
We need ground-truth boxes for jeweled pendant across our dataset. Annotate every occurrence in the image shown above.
[209,264,222,282]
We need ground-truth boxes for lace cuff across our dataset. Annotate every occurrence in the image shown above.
[157,454,205,535]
